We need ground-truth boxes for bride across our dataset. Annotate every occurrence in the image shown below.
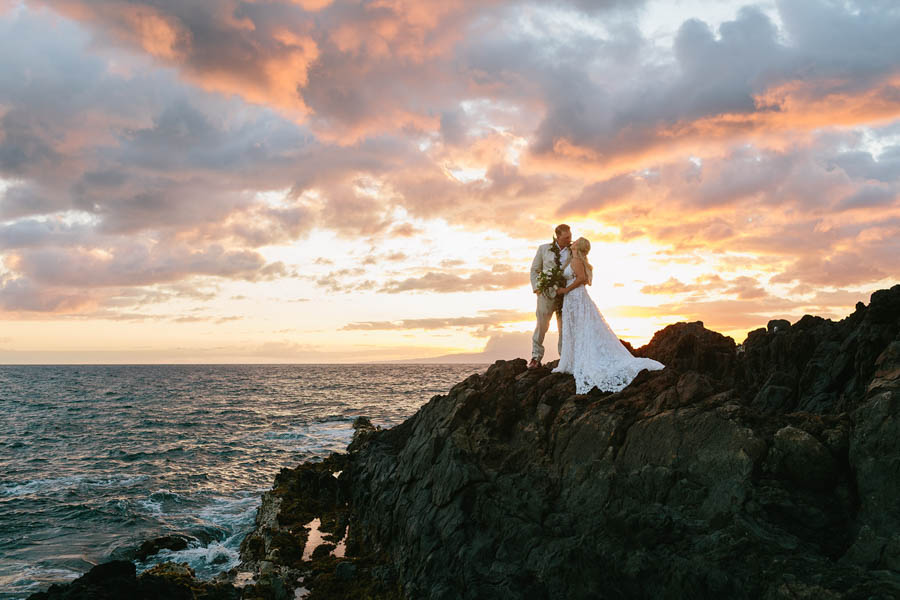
[552,237,664,394]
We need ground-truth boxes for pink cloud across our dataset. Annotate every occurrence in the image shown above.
[3,0,900,327]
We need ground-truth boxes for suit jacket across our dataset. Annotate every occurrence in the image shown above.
[530,242,571,293]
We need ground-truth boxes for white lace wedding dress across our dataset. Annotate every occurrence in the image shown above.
[552,264,664,393]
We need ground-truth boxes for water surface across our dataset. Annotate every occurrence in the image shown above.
[0,364,485,599]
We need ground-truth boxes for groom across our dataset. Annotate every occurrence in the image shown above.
[528,224,572,369]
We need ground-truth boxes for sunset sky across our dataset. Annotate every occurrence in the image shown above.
[1,0,898,363]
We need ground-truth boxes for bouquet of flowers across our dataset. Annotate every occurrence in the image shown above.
[536,264,566,299]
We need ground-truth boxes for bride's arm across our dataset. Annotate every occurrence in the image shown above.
[558,258,587,295]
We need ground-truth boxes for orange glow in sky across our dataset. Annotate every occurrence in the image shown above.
[0,0,898,363]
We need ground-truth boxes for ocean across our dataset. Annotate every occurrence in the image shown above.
[0,364,486,599]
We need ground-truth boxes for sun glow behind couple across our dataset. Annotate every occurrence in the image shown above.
[529,224,665,393]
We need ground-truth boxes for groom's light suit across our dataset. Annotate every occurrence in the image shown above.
[530,241,571,361]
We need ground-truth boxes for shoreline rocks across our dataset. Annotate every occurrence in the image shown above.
[28,284,900,599]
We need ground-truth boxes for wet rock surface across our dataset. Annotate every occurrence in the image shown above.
[28,284,900,599]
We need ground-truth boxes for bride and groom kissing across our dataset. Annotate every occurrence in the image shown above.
[529,224,664,394]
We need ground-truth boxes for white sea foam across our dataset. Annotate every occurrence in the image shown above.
[0,476,87,497]
[136,492,261,579]
[197,493,261,526]
[150,541,241,574]
[137,498,164,516]
[90,475,149,488]
[263,421,355,456]
[1,474,150,498]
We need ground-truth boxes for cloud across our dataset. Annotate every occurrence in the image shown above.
[770,251,888,287]
[557,174,637,216]
[524,3,900,171]
[1,0,899,328]
[829,145,900,182]
[640,273,767,301]
[0,276,94,312]
[0,218,92,249]
[388,222,423,237]
[553,137,900,288]
[342,308,531,330]
[835,185,897,211]
[5,242,282,288]
[313,267,369,293]
[380,267,529,293]
[477,330,558,362]
[33,0,318,118]
[172,314,242,324]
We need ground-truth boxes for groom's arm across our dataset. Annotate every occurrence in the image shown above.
[530,246,543,293]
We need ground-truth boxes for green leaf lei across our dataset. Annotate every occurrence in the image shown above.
[536,239,567,299]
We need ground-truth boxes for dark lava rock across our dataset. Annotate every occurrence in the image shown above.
[31,285,900,600]
[28,561,140,600]
[134,534,191,561]
[27,561,241,600]
[635,320,737,382]
[335,561,357,581]
[736,285,900,414]
[768,319,791,334]
[250,285,900,599]
[311,544,336,560]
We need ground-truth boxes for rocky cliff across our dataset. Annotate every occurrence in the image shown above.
[31,284,900,599]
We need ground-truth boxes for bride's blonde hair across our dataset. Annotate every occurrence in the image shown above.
[571,237,593,285]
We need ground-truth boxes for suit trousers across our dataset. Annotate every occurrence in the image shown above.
[532,293,562,361]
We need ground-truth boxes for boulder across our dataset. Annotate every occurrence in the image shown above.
[134,534,191,561]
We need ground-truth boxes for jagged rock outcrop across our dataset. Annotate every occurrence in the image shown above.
[736,286,900,415]
[29,284,900,599]
[281,284,900,599]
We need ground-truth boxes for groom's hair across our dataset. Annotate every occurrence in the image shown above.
[554,224,570,237]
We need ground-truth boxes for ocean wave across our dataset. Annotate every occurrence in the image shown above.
[140,539,241,577]
[0,363,484,594]
[134,493,260,579]
[263,421,355,440]
[0,476,87,498]
[1,473,151,499]
[137,489,187,517]
[108,447,189,462]
[312,414,357,423]
[0,564,81,597]
[138,498,164,516]
[261,424,355,457]
[91,475,149,488]
[148,490,186,503]
[196,493,260,527]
